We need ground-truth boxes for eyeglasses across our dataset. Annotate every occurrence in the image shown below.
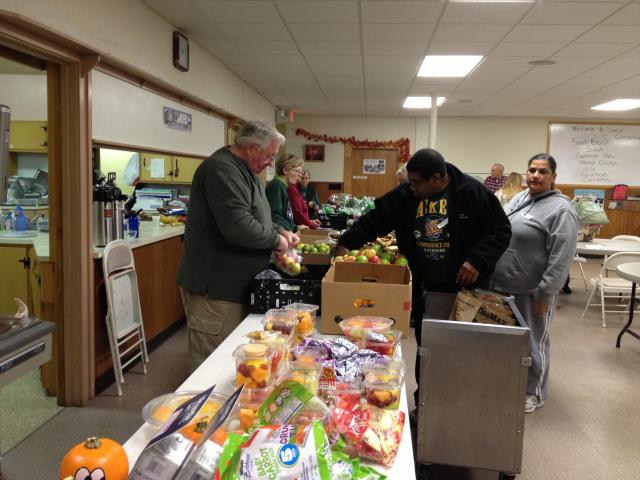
[255,144,278,161]
[528,167,551,175]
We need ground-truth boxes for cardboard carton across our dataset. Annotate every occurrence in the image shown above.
[320,262,412,337]
[301,252,333,265]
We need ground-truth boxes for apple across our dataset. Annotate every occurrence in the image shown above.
[394,257,409,266]
[356,255,369,263]
[380,258,391,265]
[349,250,359,257]
[334,255,344,262]
[361,248,377,259]
[380,252,394,262]
[369,255,380,264]
[290,262,301,275]
[297,243,306,251]
[344,256,356,262]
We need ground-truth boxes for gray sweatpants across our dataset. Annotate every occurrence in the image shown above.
[512,293,556,402]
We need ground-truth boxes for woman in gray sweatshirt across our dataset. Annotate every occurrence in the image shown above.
[492,153,578,413]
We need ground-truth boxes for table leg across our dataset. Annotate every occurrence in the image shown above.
[616,282,638,348]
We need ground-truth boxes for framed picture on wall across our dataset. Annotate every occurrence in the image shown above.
[304,144,324,162]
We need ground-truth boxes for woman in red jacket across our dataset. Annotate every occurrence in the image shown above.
[285,155,321,229]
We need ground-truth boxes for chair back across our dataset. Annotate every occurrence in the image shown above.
[611,235,640,243]
[602,252,640,276]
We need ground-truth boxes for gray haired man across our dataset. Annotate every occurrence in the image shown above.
[177,120,298,370]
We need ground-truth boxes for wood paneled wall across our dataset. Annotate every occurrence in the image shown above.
[310,182,343,204]
[557,184,640,238]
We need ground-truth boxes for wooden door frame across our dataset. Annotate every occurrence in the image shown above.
[0,13,98,405]
[343,144,399,194]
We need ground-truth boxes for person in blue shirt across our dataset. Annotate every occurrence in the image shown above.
[298,169,320,220]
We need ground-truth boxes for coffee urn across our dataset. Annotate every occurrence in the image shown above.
[93,172,127,247]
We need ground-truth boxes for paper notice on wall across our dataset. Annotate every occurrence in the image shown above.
[363,159,386,174]
[150,158,165,178]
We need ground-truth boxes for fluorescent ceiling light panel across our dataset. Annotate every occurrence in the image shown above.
[403,97,447,109]
[418,55,483,78]
[591,99,640,112]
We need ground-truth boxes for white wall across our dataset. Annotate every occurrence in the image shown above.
[286,115,550,182]
[0,0,274,122]
[0,75,46,119]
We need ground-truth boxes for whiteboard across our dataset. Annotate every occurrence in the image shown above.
[92,70,225,156]
[549,123,640,185]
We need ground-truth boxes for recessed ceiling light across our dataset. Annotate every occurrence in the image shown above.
[418,55,483,78]
[591,99,640,112]
[403,97,447,109]
[528,60,556,66]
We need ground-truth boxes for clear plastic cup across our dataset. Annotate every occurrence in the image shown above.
[283,303,319,338]
[233,343,274,388]
[359,328,402,357]
[247,330,289,375]
[277,361,319,395]
[262,309,298,337]
[338,315,394,342]
[363,375,403,411]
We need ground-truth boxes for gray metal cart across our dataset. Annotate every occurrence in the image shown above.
[416,292,530,478]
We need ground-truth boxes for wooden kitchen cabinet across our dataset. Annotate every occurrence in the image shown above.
[139,152,174,183]
[28,247,42,319]
[94,235,185,380]
[9,121,48,152]
[171,156,201,185]
[0,246,30,315]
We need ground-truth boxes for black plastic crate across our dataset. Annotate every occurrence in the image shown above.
[325,213,349,229]
[249,266,327,313]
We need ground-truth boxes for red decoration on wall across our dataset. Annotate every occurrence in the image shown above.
[295,128,411,163]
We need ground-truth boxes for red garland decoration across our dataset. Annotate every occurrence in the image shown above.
[295,128,411,163]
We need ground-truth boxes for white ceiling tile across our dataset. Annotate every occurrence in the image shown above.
[328,97,366,107]
[226,64,265,76]
[316,75,364,90]
[365,56,422,68]
[276,0,358,23]
[215,22,291,40]
[366,96,405,107]
[544,56,609,69]
[243,53,306,66]
[192,1,282,23]
[521,2,622,25]
[361,1,445,24]
[309,64,363,77]
[195,39,241,54]
[433,24,512,43]
[491,42,566,57]
[441,3,532,24]
[409,81,459,96]
[618,46,640,58]
[481,56,542,67]
[504,24,591,43]
[298,42,361,56]
[233,41,298,55]
[363,24,436,42]
[366,76,413,95]
[428,42,496,55]
[144,0,207,23]
[214,53,252,65]
[578,25,640,42]
[175,21,225,40]
[579,68,639,81]
[366,65,417,77]
[602,4,640,25]
[504,77,566,94]
[306,55,362,68]
[289,24,360,41]
[598,57,640,70]
[364,42,426,56]
[554,42,637,57]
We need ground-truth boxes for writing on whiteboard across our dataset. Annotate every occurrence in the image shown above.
[550,123,640,185]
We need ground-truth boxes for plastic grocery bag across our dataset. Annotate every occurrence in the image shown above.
[123,152,140,186]
[271,246,302,276]
[571,197,609,225]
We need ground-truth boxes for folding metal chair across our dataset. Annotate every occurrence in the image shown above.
[102,240,149,396]
[582,252,640,328]
[571,254,589,289]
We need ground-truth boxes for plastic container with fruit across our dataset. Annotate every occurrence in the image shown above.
[142,391,228,427]
[262,309,298,337]
[338,315,394,342]
[363,375,403,410]
[277,361,319,395]
[247,330,289,374]
[359,328,402,357]
[292,344,324,366]
[233,343,274,388]
[361,358,406,384]
[235,382,275,431]
[283,302,318,338]
[333,380,364,406]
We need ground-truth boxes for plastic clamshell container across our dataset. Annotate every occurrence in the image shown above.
[363,375,403,411]
[262,309,298,337]
[333,380,364,405]
[338,315,394,342]
[277,361,319,395]
[359,328,402,357]
[233,343,274,388]
[283,303,319,337]
[142,390,229,427]
[247,330,289,374]
[292,344,325,366]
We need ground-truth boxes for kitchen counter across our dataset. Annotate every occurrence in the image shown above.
[92,222,185,259]
[0,232,50,261]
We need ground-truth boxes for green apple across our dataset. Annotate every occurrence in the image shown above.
[394,257,409,266]
[356,255,369,263]
[349,250,359,257]
[334,255,344,262]
[290,262,301,275]
[380,258,391,265]
[380,252,394,262]
[297,243,306,251]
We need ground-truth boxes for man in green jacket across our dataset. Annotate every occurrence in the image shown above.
[177,120,298,371]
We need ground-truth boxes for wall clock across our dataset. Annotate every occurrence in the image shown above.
[173,32,189,72]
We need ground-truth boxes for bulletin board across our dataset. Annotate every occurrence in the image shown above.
[91,70,225,156]
[548,122,640,186]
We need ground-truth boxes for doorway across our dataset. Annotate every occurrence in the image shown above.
[344,145,399,198]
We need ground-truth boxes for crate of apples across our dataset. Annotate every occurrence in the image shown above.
[335,245,408,266]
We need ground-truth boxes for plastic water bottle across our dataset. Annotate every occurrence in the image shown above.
[14,206,28,231]
[128,215,139,239]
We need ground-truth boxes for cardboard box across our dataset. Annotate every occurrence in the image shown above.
[301,252,333,265]
[448,289,517,326]
[320,262,412,337]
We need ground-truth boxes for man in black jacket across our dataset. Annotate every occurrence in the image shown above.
[337,148,511,409]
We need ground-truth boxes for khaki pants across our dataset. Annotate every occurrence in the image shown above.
[181,290,249,372]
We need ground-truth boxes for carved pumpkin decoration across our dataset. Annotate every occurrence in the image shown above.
[59,437,129,480]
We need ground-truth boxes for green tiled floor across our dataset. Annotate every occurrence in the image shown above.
[0,369,63,454]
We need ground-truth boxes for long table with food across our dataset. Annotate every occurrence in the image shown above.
[123,312,416,479]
